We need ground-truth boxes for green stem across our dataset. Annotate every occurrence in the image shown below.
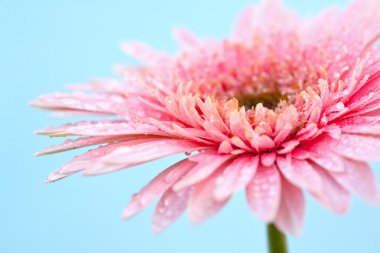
[267,224,288,253]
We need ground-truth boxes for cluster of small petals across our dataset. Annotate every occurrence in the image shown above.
[33,0,380,235]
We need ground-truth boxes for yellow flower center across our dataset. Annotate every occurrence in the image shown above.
[237,91,288,110]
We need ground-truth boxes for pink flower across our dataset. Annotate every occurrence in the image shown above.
[33,0,380,235]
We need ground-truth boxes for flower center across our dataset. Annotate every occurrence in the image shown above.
[237,91,288,110]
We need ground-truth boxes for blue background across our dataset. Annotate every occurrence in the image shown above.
[1,0,379,252]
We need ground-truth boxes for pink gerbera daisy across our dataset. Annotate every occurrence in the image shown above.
[33,0,379,241]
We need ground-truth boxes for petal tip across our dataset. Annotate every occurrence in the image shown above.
[151,225,164,235]
[34,151,42,157]
[44,172,65,183]
[121,206,138,221]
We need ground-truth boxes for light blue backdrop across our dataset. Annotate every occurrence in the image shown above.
[1,0,379,252]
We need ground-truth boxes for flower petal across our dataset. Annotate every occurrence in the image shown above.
[246,164,281,222]
[232,6,255,43]
[188,168,230,224]
[35,136,125,156]
[121,41,172,66]
[307,147,345,173]
[45,140,136,182]
[84,139,204,176]
[173,28,200,49]
[122,159,195,220]
[30,92,125,115]
[35,120,164,137]
[274,177,305,236]
[152,187,191,234]
[334,134,380,161]
[331,158,379,204]
[310,165,351,214]
[339,116,380,135]
[173,151,232,191]
[276,155,322,194]
[214,155,259,201]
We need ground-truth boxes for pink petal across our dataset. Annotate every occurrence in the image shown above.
[231,6,255,43]
[35,120,164,137]
[307,146,345,173]
[331,158,379,204]
[67,79,126,94]
[84,139,204,176]
[276,140,300,155]
[253,134,276,152]
[152,188,191,234]
[30,92,125,115]
[230,136,251,151]
[198,97,229,133]
[274,123,294,145]
[45,140,136,182]
[228,110,248,140]
[173,151,232,191]
[188,169,230,224]
[122,159,195,220]
[218,140,233,154]
[334,134,380,161]
[339,116,380,135]
[276,155,322,194]
[214,155,259,201]
[274,177,305,236]
[35,136,126,156]
[170,124,213,144]
[246,164,281,222]
[310,164,351,214]
[260,152,277,167]
[121,41,172,66]
[173,28,200,49]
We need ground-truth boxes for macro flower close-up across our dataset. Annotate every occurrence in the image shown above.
[33,0,380,244]
[3,0,380,252]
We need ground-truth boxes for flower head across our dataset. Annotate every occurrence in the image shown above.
[33,0,380,235]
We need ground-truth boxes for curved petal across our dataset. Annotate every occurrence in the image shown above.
[334,134,380,161]
[122,159,195,220]
[188,168,230,224]
[35,136,126,156]
[246,164,281,222]
[173,151,232,191]
[214,155,259,201]
[44,140,138,182]
[231,6,255,43]
[30,92,125,115]
[173,28,200,49]
[310,164,351,214]
[274,177,305,236]
[152,187,191,234]
[307,146,345,173]
[35,120,164,137]
[121,41,173,66]
[84,139,204,176]
[276,155,322,194]
[339,116,380,136]
[331,158,379,204]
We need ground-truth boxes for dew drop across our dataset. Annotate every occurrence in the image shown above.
[164,197,172,207]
